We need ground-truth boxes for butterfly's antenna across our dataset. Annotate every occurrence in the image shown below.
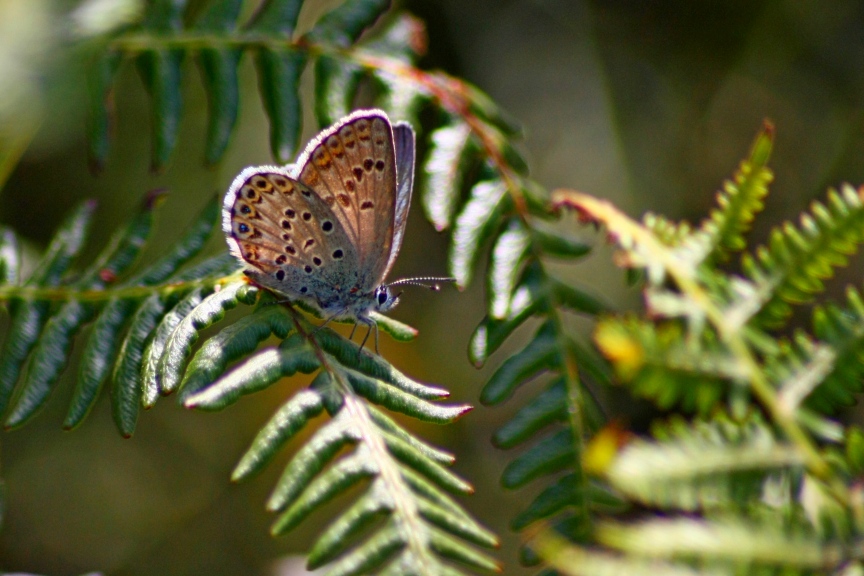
[387,277,456,292]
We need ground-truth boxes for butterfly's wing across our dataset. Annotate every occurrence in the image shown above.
[381,121,416,280]
[223,166,362,312]
[293,110,397,290]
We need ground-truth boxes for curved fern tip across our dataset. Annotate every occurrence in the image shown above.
[455,405,474,419]
[550,189,597,225]
[749,121,775,167]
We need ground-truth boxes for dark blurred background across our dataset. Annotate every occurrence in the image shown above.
[1,0,864,574]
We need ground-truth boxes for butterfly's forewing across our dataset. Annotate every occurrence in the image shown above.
[383,121,416,280]
[223,166,362,309]
[294,110,397,290]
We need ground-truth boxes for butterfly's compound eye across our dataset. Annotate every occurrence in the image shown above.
[375,286,398,312]
[377,287,389,306]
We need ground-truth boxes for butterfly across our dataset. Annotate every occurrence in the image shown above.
[223,109,450,352]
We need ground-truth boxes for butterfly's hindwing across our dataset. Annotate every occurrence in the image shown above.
[225,168,362,310]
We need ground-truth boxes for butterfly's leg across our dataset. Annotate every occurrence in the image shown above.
[356,316,377,356]
[357,321,372,354]
[312,309,345,335]
[374,321,380,355]
[348,322,358,341]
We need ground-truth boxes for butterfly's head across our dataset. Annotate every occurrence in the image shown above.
[373,277,455,314]
[373,285,401,313]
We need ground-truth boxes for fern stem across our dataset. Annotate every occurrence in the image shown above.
[533,255,592,530]
[343,391,436,566]
[553,318,591,529]
[109,32,302,51]
[660,244,842,497]
[718,315,836,482]
[282,304,443,572]
[108,31,530,217]
[0,272,244,303]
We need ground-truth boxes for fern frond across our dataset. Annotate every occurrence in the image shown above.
[529,530,728,576]
[184,324,498,575]
[450,178,510,288]
[91,0,429,169]
[0,201,96,417]
[423,121,478,232]
[809,286,864,412]
[764,332,839,423]
[308,0,391,128]
[596,517,832,570]
[177,301,295,400]
[554,188,842,481]
[6,191,163,427]
[106,253,238,417]
[488,219,532,319]
[157,279,255,396]
[193,1,243,163]
[744,184,864,327]
[593,316,740,414]
[434,151,608,566]
[130,254,240,409]
[406,73,617,567]
[641,212,693,248]
[600,412,803,511]
[510,475,623,532]
[687,122,774,265]
[551,192,680,288]
[541,122,864,576]
[99,200,227,431]
[22,2,864,572]
[0,195,243,433]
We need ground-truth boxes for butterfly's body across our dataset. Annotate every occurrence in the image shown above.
[223,110,420,347]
